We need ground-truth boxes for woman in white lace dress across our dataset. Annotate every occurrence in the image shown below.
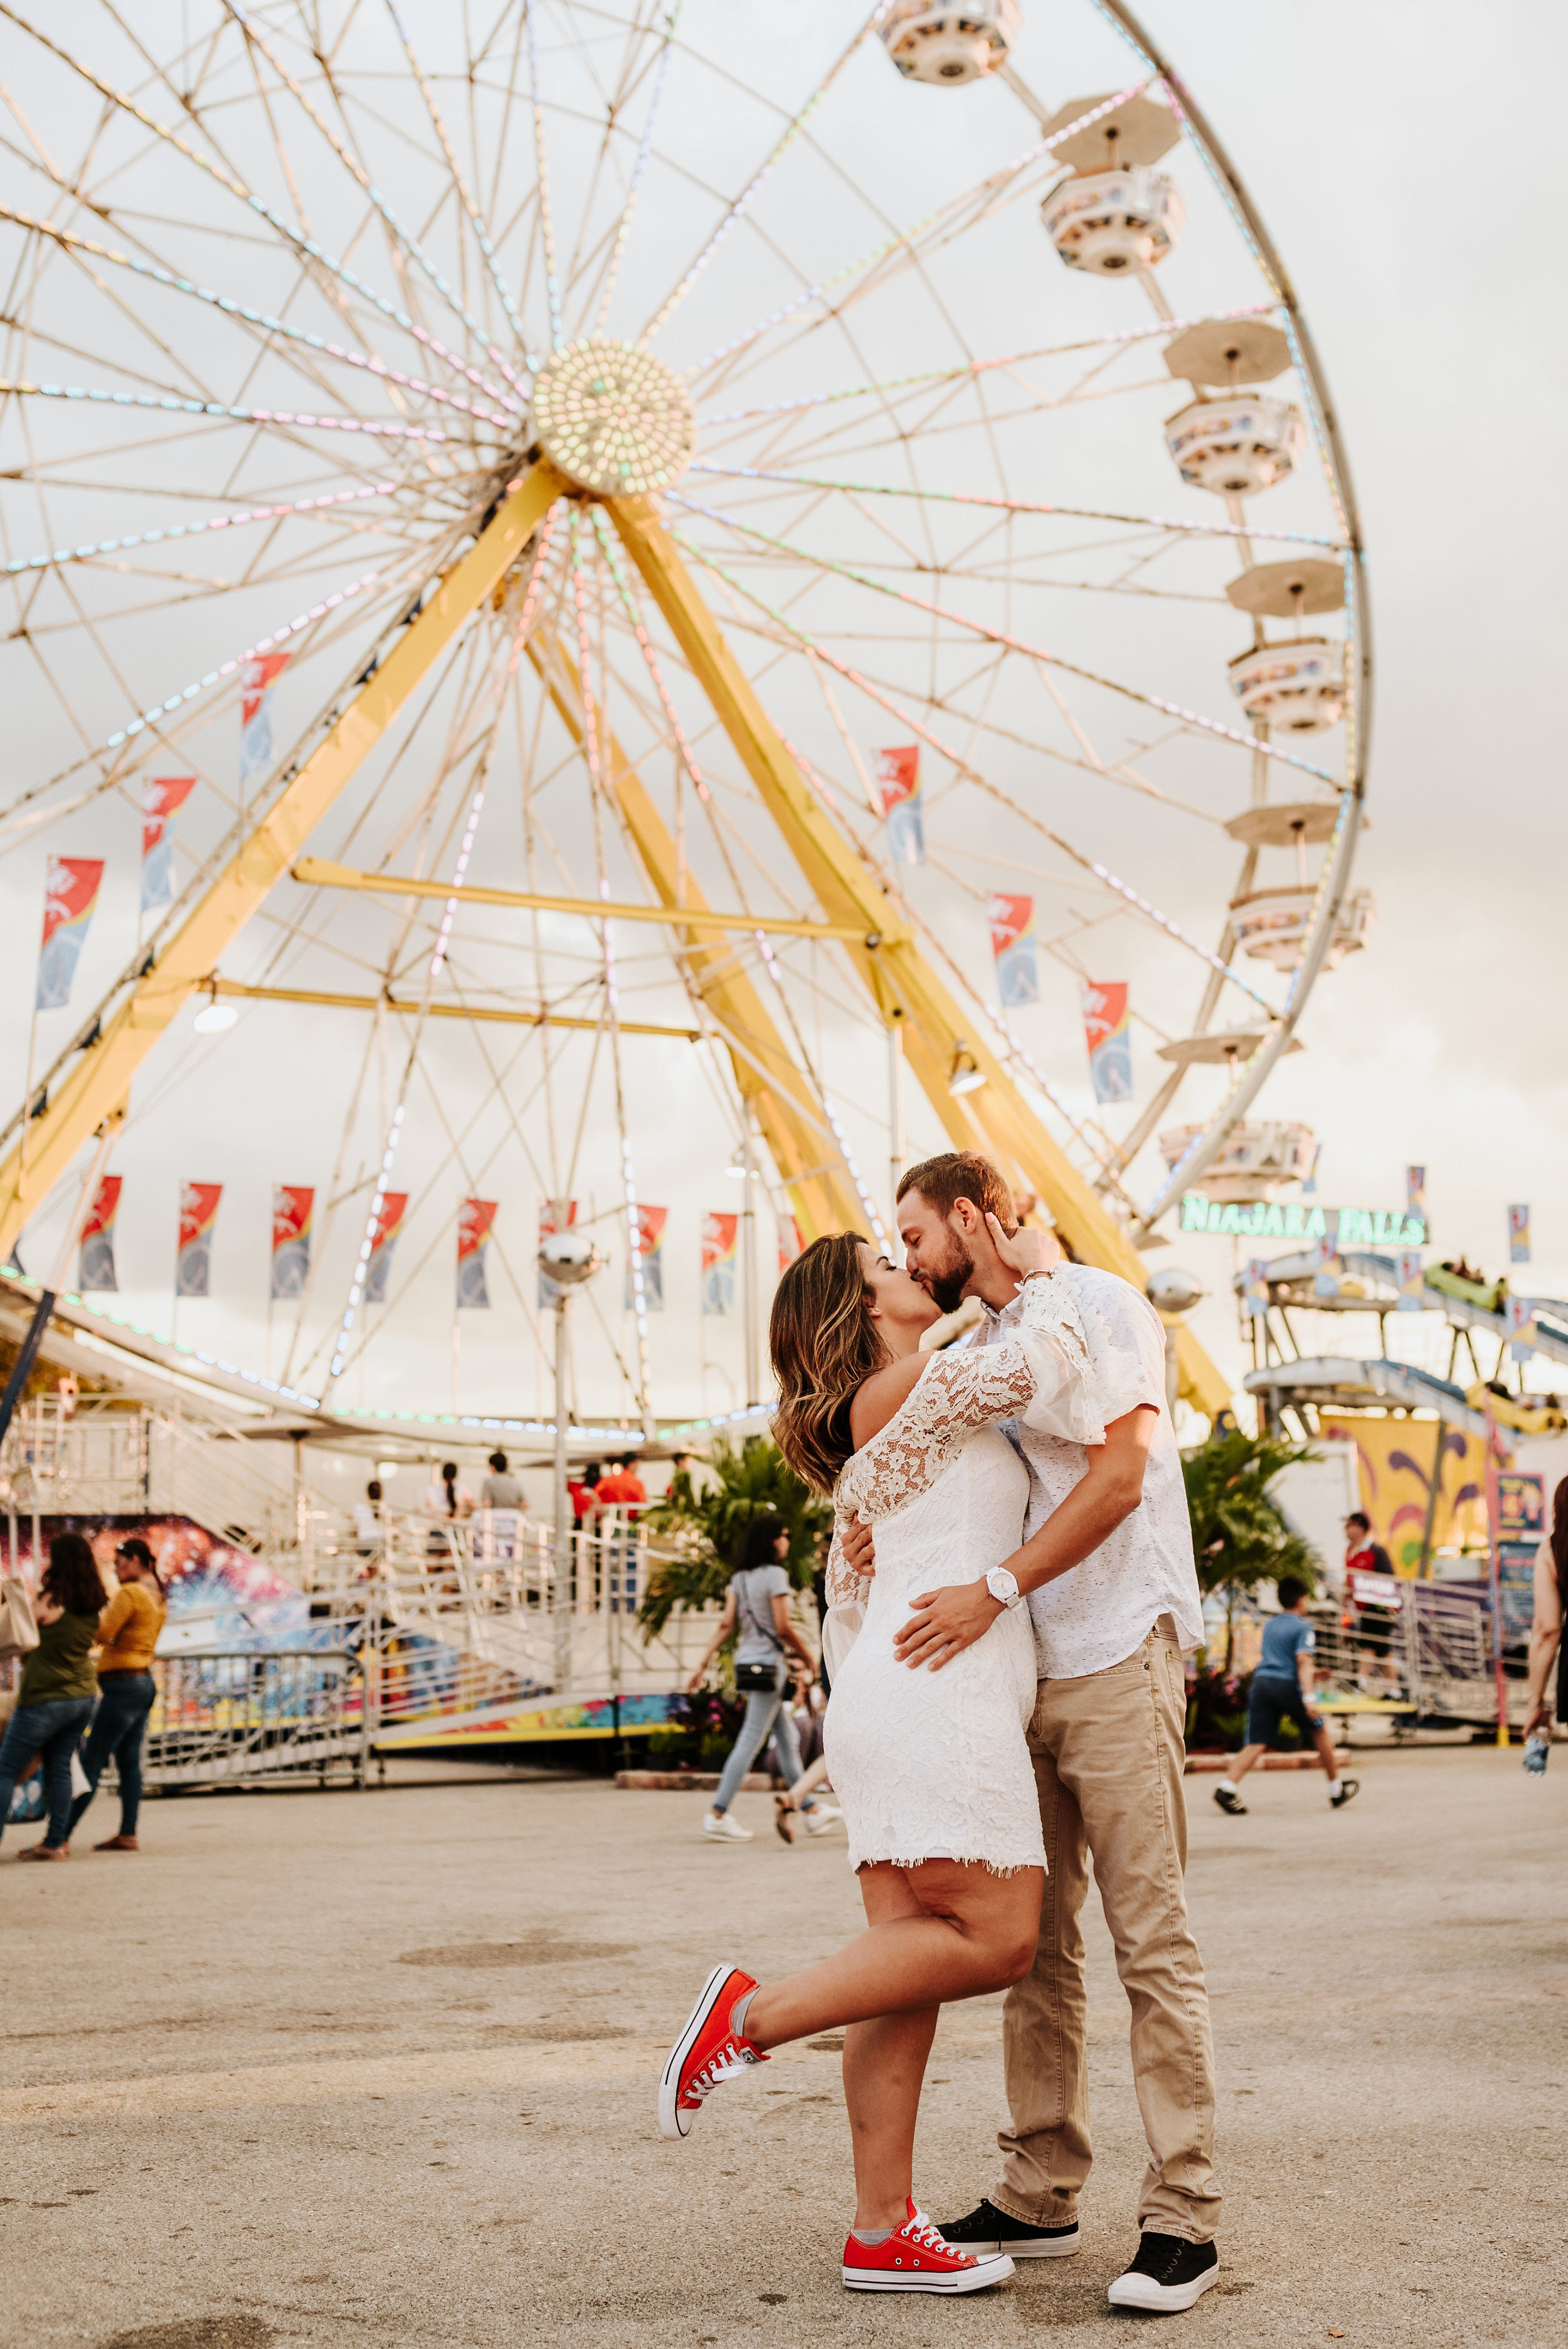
[659,1221,1104,2296]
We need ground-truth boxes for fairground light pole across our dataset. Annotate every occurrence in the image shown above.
[536,1221,601,1690]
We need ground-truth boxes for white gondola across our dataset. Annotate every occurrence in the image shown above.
[1227,637,1346,734]
[1164,394,1303,496]
[1159,1119,1318,1203]
[877,0,1020,83]
[1231,886,1375,970]
[1041,167,1184,275]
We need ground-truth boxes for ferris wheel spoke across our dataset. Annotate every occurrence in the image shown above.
[672,496,1339,792]
[682,78,1153,400]
[0,204,521,430]
[379,1,532,359]
[690,458,1342,554]
[692,558,1274,1019]
[1,5,517,406]
[582,1,681,337]
[638,9,876,351]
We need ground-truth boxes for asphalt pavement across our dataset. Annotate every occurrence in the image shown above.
[2,1746,1565,2349]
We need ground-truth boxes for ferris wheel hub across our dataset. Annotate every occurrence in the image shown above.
[531,337,694,498]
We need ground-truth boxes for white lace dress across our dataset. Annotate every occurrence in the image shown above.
[822,1275,1106,1876]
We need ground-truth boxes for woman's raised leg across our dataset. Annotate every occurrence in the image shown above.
[742,1858,1044,2051]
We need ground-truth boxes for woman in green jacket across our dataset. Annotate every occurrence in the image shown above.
[0,1532,107,1859]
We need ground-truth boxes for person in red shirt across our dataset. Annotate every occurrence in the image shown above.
[1345,1510,1399,1691]
[593,1453,647,1518]
[568,1461,603,1523]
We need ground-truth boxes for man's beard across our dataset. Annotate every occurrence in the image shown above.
[923,1241,975,1317]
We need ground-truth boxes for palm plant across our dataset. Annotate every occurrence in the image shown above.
[637,1433,831,1638]
[1181,1426,1321,1669]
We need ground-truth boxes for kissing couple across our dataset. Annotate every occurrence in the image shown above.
[658,1152,1222,2311]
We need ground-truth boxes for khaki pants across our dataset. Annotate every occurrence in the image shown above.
[992,1616,1221,2242]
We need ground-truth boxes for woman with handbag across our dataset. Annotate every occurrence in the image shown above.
[0,1531,107,1860]
[687,1514,827,1844]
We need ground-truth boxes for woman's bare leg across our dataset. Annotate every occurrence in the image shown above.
[842,1865,941,2229]
[742,1859,1043,2052]
[782,1753,834,1810]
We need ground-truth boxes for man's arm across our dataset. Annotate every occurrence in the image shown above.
[893,1406,1157,1670]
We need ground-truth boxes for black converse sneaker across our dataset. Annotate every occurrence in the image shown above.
[936,2197,1079,2260]
[1107,2233,1219,2311]
[1212,1783,1248,1816]
[1330,1777,1360,1809]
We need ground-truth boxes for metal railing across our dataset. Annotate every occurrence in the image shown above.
[145,1649,367,1788]
[1307,1586,1528,1729]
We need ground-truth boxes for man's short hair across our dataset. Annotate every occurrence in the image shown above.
[896,1152,1018,1236]
[1346,1510,1370,1532]
[1276,1574,1310,1610]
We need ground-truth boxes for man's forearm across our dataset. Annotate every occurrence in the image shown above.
[1002,1473,1144,1599]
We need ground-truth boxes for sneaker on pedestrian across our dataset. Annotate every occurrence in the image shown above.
[936,2197,1079,2259]
[803,1802,843,1837]
[1330,1776,1360,1809]
[702,1808,753,1842]
[1212,1781,1247,1816]
[18,1843,69,1861]
[843,2201,1014,2294]
[1106,2233,1220,2311]
[658,1963,767,2140]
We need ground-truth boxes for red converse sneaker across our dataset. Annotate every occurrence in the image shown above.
[842,2202,1015,2294]
[658,1964,767,2140]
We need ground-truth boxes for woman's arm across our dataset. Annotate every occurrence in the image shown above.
[687,1588,738,1692]
[1523,1539,1564,1736]
[770,1589,816,1678]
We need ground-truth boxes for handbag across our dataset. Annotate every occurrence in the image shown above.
[735,1659,780,1694]
[0,1577,39,1661]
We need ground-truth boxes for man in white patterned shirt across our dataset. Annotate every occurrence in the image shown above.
[844,1150,1220,2315]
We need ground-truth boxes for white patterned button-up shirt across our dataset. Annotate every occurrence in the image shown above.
[968,1263,1204,1678]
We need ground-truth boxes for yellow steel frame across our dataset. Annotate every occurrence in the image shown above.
[522,628,866,1240]
[290,855,891,945]
[209,978,701,1041]
[605,496,1231,1412]
[0,460,568,1253]
[0,453,1229,1410]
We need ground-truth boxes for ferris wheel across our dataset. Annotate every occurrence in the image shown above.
[0,0,1368,1428]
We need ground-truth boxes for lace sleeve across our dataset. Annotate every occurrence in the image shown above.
[820,1497,870,1679]
[839,1273,1104,1524]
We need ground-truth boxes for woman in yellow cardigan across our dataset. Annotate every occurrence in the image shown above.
[67,1539,167,1852]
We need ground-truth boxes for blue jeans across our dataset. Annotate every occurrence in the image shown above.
[69,1672,157,1839]
[0,1695,93,1850]
[711,1668,807,1815]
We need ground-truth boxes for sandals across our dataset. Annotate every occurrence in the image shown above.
[773,1793,795,1845]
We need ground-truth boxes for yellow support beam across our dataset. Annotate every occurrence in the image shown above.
[605,492,1232,1416]
[523,630,867,1243]
[208,978,701,1041]
[0,462,569,1257]
[290,856,894,945]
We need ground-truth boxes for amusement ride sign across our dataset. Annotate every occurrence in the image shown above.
[1179,1196,1429,1246]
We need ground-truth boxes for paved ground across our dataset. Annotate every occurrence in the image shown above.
[3,1746,1565,2349]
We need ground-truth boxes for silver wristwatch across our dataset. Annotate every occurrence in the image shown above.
[985,1566,1024,1610]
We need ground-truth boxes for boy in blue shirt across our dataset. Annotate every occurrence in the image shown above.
[1214,1576,1359,1814]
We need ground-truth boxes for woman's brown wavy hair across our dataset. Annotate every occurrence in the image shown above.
[770,1231,885,1495]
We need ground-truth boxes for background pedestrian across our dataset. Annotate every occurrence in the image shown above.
[68,1538,167,1852]
[0,1532,107,1860]
[1214,1575,1358,1813]
[687,1514,820,1843]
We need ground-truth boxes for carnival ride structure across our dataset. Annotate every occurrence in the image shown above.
[0,0,1371,1455]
